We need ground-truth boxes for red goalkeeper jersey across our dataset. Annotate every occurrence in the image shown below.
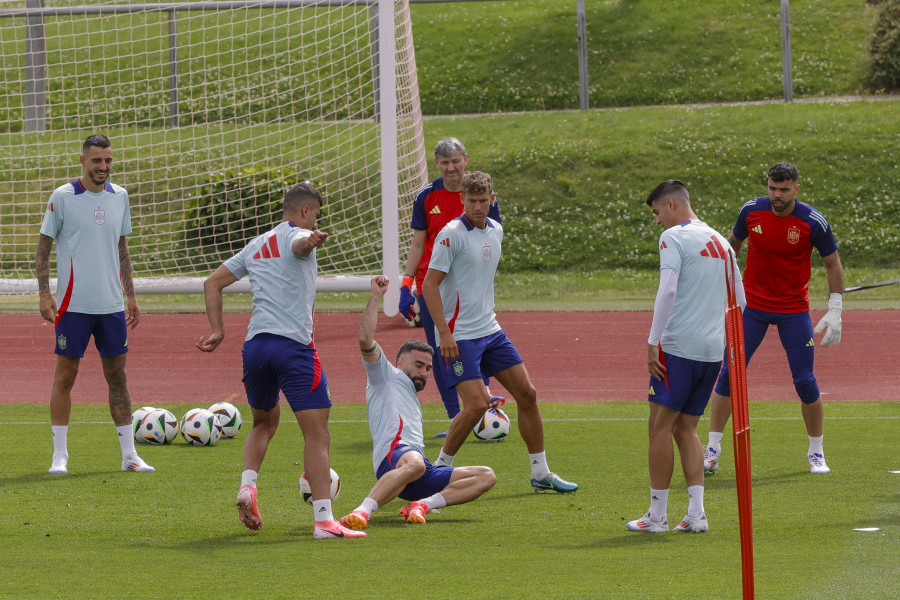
[733,197,838,313]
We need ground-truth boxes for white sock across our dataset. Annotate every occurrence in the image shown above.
[687,485,705,517]
[708,431,723,450]
[312,499,333,522]
[529,451,549,479]
[51,425,69,460]
[116,424,136,459]
[649,488,668,522]
[435,451,455,467]
[241,470,258,488]
[808,435,824,456]
[420,493,447,511]
[355,497,379,516]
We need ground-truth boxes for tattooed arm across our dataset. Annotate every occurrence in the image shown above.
[36,234,57,323]
[119,236,141,329]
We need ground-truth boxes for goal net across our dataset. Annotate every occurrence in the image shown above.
[0,0,427,310]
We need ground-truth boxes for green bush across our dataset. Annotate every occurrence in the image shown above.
[183,167,316,263]
[866,0,900,90]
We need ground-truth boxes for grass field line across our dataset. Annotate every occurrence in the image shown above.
[2,415,897,426]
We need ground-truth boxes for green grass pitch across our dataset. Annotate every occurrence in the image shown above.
[1,401,897,599]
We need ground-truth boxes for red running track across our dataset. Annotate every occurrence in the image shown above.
[0,310,895,405]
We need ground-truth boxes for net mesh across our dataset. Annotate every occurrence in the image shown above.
[0,0,427,293]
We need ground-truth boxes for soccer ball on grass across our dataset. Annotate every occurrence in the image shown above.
[135,408,179,444]
[472,407,510,442]
[208,401,242,438]
[298,468,341,504]
[180,408,221,446]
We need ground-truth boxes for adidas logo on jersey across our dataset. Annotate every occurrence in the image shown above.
[806,338,815,347]
[660,241,667,250]
[751,225,763,234]
[440,238,449,247]
[429,206,441,215]
[253,234,281,259]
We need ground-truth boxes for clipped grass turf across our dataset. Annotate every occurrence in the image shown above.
[1,401,897,599]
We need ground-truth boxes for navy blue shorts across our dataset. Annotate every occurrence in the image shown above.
[649,350,720,416]
[241,333,331,412]
[714,307,819,404]
[54,311,128,359]
[376,445,454,501]
[441,330,523,387]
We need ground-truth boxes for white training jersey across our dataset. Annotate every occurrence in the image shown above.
[39,179,132,314]
[427,215,503,342]
[223,221,317,345]
[364,349,425,474]
[658,220,737,362]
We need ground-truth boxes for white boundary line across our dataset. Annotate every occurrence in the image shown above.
[2,415,896,426]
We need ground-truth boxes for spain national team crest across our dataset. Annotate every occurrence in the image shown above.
[94,207,106,225]
[453,361,464,377]
[786,226,801,245]
[482,244,491,262]
[57,334,67,351]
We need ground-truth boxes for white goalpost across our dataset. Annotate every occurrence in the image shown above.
[0,0,427,315]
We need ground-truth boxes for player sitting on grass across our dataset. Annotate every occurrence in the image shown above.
[339,276,496,529]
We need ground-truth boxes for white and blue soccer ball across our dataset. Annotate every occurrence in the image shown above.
[158,409,179,444]
[131,406,156,439]
[472,407,510,442]
[180,408,221,446]
[136,408,179,445]
[208,402,242,439]
[298,468,341,505]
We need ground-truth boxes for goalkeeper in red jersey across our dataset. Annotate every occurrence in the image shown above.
[704,162,844,476]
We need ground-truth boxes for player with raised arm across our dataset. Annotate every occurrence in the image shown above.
[36,135,153,475]
[399,137,504,437]
[627,179,744,534]
[197,182,364,540]
[421,171,577,494]
[338,276,496,530]
[704,162,844,475]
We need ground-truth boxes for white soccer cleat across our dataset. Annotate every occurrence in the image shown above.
[808,453,830,474]
[48,454,68,474]
[121,454,155,472]
[626,512,668,533]
[674,513,709,533]
[703,446,720,473]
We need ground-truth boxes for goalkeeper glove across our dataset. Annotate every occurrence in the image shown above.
[813,293,842,347]
[399,275,420,327]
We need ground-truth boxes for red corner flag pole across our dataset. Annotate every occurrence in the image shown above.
[725,254,754,600]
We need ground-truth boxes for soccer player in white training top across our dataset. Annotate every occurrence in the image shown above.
[626,179,744,534]
[422,171,578,493]
[36,134,153,475]
[197,182,364,540]
[339,276,496,530]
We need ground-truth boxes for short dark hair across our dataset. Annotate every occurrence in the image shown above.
[768,161,799,183]
[83,135,111,153]
[461,171,493,197]
[396,340,433,362]
[284,182,323,214]
[646,179,688,207]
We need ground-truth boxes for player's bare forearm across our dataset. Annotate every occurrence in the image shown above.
[35,234,56,322]
[359,276,387,362]
[119,237,141,328]
[822,250,845,295]
[402,230,426,279]
[197,265,238,352]
[727,232,744,256]
[291,230,328,257]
